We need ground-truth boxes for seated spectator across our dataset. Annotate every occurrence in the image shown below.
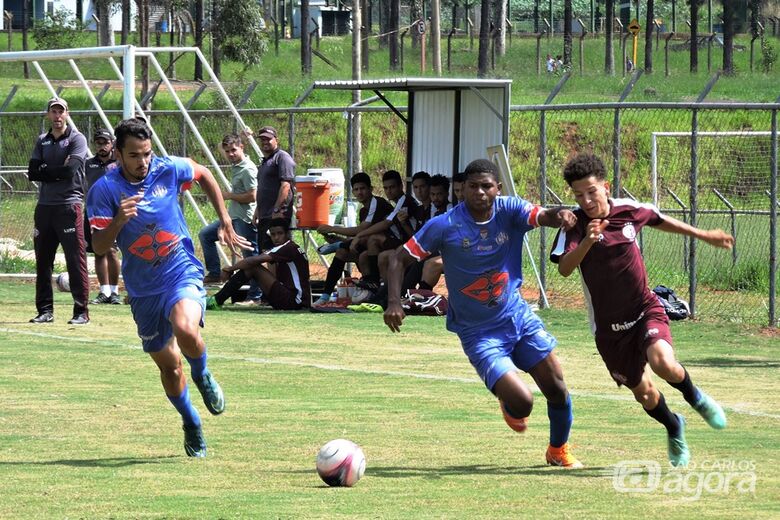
[206,219,309,310]
[411,170,432,220]
[313,172,395,305]
[452,171,466,204]
[354,169,420,293]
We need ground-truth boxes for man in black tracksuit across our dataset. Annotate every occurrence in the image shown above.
[27,97,90,324]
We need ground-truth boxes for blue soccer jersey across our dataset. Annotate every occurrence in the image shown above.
[86,155,204,297]
[404,196,541,340]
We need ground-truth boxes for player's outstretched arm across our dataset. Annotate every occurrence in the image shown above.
[537,207,577,230]
[655,216,734,249]
[384,247,415,333]
[189,159,252,255]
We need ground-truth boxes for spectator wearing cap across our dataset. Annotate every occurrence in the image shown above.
[252,125,295,252]
[84,128,122,305]
[27,97,90,324]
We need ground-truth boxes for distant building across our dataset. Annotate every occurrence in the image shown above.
[292,0,351,38]
[2,0,136,36]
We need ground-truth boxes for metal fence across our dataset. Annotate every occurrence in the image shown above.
[0,97,777,326]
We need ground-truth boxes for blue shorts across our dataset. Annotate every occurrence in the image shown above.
[129,281,206,353]
[460,306,557,391]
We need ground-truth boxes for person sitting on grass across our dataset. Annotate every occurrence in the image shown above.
[313,171,395,306]
[550,153,731,467]
[207,218,310,311]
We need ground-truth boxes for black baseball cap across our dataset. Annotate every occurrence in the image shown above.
[46,97,68,111]
[258,126,278,139]
[93,128,114,141]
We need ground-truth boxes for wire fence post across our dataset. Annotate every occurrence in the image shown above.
[689,107,699,316]
[771,106,778,327]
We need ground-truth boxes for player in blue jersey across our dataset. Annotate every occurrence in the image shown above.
[87,118,250,458]
[383,159,583,468]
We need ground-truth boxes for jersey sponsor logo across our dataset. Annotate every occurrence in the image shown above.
[461,238,470,249]
[63,227,76,233]
[150,184,168,199]
[479,228,489,240]
[644,327,660,339]
[460,269,509,307]
[60,139,70,148]
[610,311,644,332]
[128,224,181,266]
[622,223,637,241]
[496,231,509,245]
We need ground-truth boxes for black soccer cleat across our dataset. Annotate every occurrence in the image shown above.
[30,312,54,324]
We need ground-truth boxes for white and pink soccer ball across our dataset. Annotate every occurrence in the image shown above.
[316,439,366,487]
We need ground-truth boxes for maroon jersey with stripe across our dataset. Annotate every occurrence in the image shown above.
[550,199,665,336]
[267,240,311,307]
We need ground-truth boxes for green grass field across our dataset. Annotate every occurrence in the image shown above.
[0,280,778,518]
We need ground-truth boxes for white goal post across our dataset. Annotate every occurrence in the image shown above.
[651,131,775,207]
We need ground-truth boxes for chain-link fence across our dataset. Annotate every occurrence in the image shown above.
[1,100,777,326]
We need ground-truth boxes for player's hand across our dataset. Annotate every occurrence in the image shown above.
[557,208,577,231]
[317,224,333,234]
[218,223,254,255]
[585,219,609,244]
[115,192,144,225]
[397,207,409,223]
[703,229,734,249]
[220,266,234,283]
[251,209,260,227]
[383,302,406,333]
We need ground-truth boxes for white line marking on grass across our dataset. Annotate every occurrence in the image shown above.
[3,327,780,421]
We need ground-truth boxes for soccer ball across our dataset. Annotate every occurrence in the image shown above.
[55,272,70,292]
[316,439,366,487]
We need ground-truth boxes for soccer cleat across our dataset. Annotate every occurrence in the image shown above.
[193,370,225,415]
[545,443,583,469]
[205,296,222,311]
[109,293,122,305]
[234,299,262,307]
[203,274,221,284]
[355,278,380,292]
[183,423,207,458]
[30,312,54,324]
[67,313,90,325]
[316,241,343,255]
[91,293,112,304]
[313,294,331,306]
[350,288,375,304]
[346,303,384,313]
[667,414,690,467]
[499,400,529,433]
[692,391,727,430]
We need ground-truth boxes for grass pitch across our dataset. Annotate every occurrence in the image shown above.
[0,280,778,519]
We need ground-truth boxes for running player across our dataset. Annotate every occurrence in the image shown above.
[384,159,583,468]
[86,118,250,458]
[550,153,730,466]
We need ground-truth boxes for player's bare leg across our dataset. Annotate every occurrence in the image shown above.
[647,340,726,430]
[170,298,225,416]
[631,372,689,466]
[493,370,534,433]
[529,352,582,468]
[149,337,205,457]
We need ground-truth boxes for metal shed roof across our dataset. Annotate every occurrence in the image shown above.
[311,78,513,92]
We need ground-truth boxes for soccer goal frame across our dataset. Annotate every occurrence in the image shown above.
[650,130,775,207]
[0,45,259,265]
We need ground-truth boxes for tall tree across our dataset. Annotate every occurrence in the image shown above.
[431,0,442,73]
[721,0,736,74]
[645,0,655,72]
[605,0,614,74]
[493,0,507,56]
[477,0,490,76]
[389,0,400,69]
[212,0,268,74]
[749,0,761,38]
[121,0,131,46]
[689,0,703,73]
[563,0,572,66]
[301,0,312,74]
[194,0,204,80]
[95,0,114,46]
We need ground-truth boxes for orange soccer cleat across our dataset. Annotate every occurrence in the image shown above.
[499,400,529,433]
[545,443,584,469]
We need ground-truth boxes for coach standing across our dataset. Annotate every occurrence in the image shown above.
[252,126,295,252]
[27,97,90,325]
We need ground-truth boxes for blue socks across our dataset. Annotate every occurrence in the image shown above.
[547,394,573,448]
[167,385,202,427]
[185,351,208,381]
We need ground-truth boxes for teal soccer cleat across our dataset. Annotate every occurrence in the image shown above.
[183,424,207,458]
[667,414,690,467]
[193,370,225,415]
[693,391,727,430]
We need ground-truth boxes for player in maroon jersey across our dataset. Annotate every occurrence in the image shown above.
[550,153,733,467]
[207,219,310,310]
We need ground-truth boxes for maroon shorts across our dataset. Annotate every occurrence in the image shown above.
[266,281,305,310]
[595,307,672,388]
